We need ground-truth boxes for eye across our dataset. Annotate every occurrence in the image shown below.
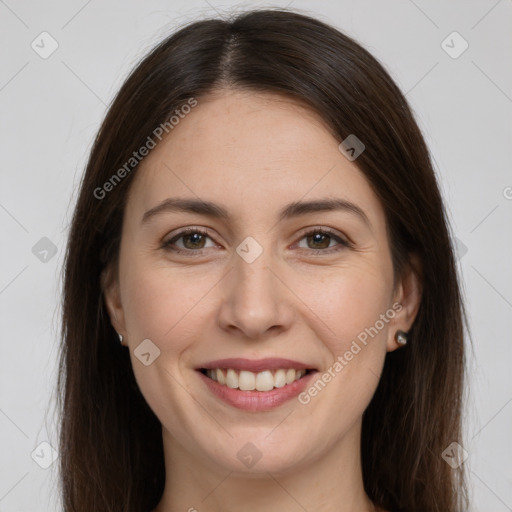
[161,226,351,256]
[161,228,218,253]
[295,228,351,253]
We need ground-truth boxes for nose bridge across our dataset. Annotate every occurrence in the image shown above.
[217,240,292,338]
[235,248,274,300]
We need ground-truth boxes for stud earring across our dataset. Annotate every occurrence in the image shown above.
[118,333,124,346]
[395,330,408,346]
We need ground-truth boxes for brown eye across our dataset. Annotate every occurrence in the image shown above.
[296,228,351,253]
[162,228,216,253]
[181,232,207,249]
[306,232,332,249]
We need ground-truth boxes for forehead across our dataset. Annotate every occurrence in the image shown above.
[126,89,385,227]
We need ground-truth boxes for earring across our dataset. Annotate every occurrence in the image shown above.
[118,333,124,346]
[395,330,408,346]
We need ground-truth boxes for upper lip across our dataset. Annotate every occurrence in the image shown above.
[197,358,315,372]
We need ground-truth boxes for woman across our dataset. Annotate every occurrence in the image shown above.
[58,8,467,512]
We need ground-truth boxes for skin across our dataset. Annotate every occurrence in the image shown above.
[104,89,421,512]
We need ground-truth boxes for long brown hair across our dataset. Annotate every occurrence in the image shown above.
[58,8,467,511]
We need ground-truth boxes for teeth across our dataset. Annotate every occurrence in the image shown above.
[216,368,225,385]
[286,368,296,385]
[255,370,274,391]
[226,368,238,389]
[239,370,255,390]
[205,368,307,391]
[274,369,286,388]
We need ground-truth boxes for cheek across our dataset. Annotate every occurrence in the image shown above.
[117,256,220,428]
[120,256,220,350]
[294,266,392,423]
[296,260,393,354]
[292,261,392,413]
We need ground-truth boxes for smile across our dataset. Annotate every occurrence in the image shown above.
[196,358,318,411]
[200,367,311,391]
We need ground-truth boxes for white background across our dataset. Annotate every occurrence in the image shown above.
[0,0,511,510]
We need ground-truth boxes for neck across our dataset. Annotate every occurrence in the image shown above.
[154,419,376,512]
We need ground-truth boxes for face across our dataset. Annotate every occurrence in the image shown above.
[105,89,420,476]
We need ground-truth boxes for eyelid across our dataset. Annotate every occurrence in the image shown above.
[294,225,350,242]
[162,226,217,249]
[291,226,352,252]
[161,225,352,254]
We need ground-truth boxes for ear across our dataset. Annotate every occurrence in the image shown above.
[387,255,422,352]
[101,263,126,336]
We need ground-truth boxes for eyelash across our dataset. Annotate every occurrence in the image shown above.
[161,227,352,256]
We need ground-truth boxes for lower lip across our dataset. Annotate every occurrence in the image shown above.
[197,370,317,412]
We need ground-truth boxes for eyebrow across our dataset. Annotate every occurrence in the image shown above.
[141,197,371,227]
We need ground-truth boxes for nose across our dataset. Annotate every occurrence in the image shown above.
[217,250,294,340]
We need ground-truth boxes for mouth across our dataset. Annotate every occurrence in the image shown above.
[198,367,315,391]
[195,358,318,411]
